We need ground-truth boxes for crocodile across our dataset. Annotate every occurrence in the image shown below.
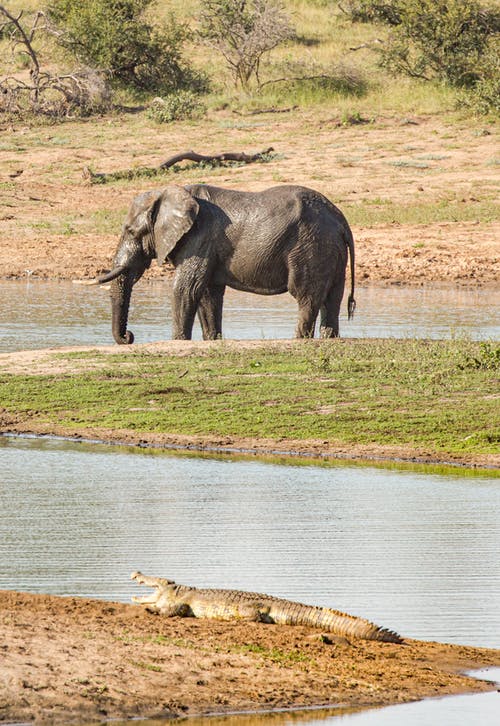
[131,572,403,644]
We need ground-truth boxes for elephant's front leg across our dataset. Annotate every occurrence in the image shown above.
[171,261,212,340]
[197,283,225,340]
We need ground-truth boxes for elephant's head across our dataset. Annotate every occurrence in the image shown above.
[97,186,199,344]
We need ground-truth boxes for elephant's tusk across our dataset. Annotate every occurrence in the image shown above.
[97,264,128,284]
[72,279,101,286]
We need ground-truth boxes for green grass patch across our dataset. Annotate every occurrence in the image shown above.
[1,340,499,460]
[231,643,312,666]
[343,198,499,226]
[129,660,163,673]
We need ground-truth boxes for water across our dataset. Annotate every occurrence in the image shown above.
[330,679,500,726]
[1,273,499,726]
[1,436,499,651]
[0,280,498,352]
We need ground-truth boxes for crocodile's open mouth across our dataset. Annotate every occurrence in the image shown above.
[130,571,170,605]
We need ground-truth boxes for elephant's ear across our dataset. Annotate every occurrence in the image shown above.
[150,186,199,265]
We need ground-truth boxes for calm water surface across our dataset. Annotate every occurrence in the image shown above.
[0,280,499,351]
[1,436,499,651]
[2,275,499,725]
[2,437,500,726]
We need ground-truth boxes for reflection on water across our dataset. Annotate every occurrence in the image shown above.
[108,705,362,726]
[0,280,498,351]
[332,680,500,726]
[107,685,500,726]
[1,437,499,650]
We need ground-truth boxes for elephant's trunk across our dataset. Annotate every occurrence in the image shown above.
[110,273,135,345]
[98,264,128,284]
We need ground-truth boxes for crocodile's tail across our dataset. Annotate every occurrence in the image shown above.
[273,603,403,643]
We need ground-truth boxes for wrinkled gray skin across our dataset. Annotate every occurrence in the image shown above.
[98,184,355,343]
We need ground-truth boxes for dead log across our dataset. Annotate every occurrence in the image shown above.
[158,147,274,169]
[83,147,275,185]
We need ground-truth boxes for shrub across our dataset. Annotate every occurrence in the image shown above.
[146,91,206,123]
[458,43,500,114]
[338,0,402,24]
[47,0,207,94]
[378,0,499,89]
[198,0,294,89]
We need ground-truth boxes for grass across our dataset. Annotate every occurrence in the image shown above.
[342,197,499,226]
[231,643,312,666]
[1,340,498,459]
[129,660,163,673]
[0,0,488,119]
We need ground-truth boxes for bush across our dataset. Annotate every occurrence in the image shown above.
[458,44,500,114]
[347,0,500,92]
[338,1,402,24]
[198,0,294,89]
[47,0,207,94]
[146,91,206,123]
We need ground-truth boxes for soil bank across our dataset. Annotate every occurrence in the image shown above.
[1,589,500,724]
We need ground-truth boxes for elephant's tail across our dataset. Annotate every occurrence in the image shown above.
[345,225,356,320]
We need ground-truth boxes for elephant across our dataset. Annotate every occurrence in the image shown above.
[96,184,355,343]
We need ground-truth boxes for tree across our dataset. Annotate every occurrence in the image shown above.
[47,0,206,94]
[342,0,500,89]
[0,5,111,116]
[198,0,294,89]
[380,0,499,87]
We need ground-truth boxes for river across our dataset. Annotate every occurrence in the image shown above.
[0,280,499,351]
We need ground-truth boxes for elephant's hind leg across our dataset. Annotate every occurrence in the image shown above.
[319,277,345,338]
[294,296,321,338]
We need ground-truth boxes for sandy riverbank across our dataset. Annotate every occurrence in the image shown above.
[1,589,500,724]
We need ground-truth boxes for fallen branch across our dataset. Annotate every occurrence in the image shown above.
[83,147,276,185]
[349,39,384,51]
[0,7,110,116]
[159,147,274,169]
[232,106,297,116]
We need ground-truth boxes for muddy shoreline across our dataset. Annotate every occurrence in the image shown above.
[2,426,500,472]
[1,589,500,725]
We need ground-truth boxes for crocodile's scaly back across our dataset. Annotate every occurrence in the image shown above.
[131,573,403,644]
[184,587,402,643]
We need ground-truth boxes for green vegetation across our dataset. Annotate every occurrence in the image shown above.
[146,91,206,123]
[46,0,206,94]
[342,196,498,226]
[1,340,498,459]
[231,643,312,665]
[341,0,500,113]
[1,0,498,117]
[129,659,163,672]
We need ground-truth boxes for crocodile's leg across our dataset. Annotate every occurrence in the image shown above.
[145,602,191,617]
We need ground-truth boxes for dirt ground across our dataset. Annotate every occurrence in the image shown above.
[1,111,499,722]
[1,589,500,725]
[0,111,498,285]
